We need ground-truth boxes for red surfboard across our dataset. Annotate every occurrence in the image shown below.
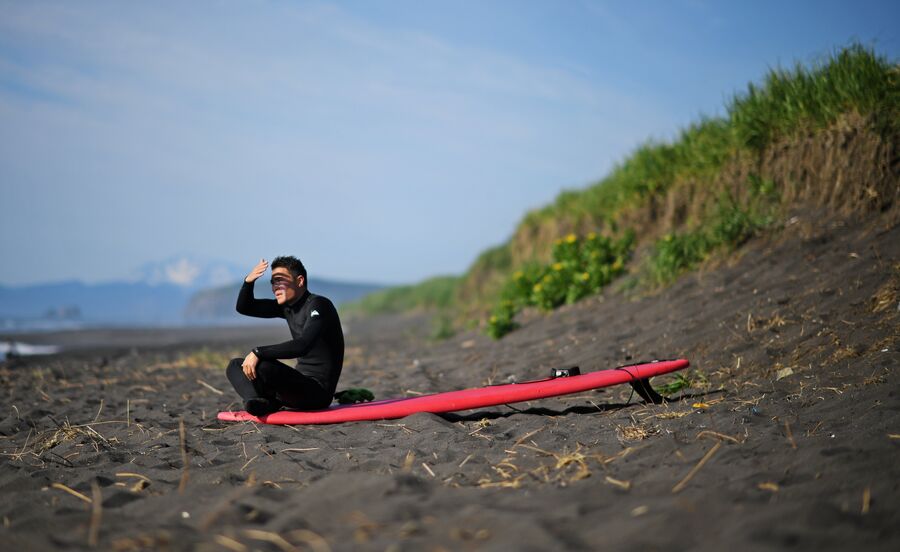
[218,358,689,425]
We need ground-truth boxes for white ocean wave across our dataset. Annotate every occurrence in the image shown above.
[0,341,60,360]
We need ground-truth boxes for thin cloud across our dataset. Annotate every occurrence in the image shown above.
[0,2,676,284]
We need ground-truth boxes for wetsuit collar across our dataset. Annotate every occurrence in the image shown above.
[286,289,310,310]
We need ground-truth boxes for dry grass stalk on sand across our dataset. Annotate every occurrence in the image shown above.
[651,410,692,419]
[241,529,299,552]
[51,482,92,504]
[668,430,745,493]
[178,418,189,494]
[604,476,632,491]
[512,427,545,446]
[196,378,224,395]
[758,482,780,492]
[116,473,151,493]
[88,480,102,547]
[784,420,798,449]
[477,440,634,489]
[672,441,723,493]
[212,535,247,552]
[4,419,130,468]
[870,266,899,312]
[695,430,743,444]
[402,450,416,472]
[617,422,659,442]
[286,529,332,552]
[110,531,172,551]
[862,486,872,514]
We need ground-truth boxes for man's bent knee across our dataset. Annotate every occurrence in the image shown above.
[253,361,278,382]
[226,358,244,376]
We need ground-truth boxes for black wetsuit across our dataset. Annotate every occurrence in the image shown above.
[225,281,344,411]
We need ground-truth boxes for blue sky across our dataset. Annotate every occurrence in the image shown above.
[1,0,897,286]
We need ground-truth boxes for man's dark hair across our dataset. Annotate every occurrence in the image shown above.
[272,256,307,280]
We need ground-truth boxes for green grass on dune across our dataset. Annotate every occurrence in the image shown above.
[486,231,634,338]
[526,44,897,230]
[340,275,461,317]
[729,44,899,151]
[346,44,898,336]
[646,175,779,286]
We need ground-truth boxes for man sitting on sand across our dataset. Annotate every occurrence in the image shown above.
[225,256,344,416]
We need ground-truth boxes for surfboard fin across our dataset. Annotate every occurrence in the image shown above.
[629,378,666,404]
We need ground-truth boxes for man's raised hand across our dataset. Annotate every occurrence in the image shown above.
[245,259,268,283]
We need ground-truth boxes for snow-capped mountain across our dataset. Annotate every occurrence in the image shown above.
[131,256,245,289]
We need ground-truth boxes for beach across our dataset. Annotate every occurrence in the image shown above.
[2,213,898,551]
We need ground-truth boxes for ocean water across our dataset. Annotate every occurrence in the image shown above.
[0,341,60,361]
[0,317,86,333]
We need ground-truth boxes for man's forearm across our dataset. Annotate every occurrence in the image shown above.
[253,338,312,360]
[236,281,280,318]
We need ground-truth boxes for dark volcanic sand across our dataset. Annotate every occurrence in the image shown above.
[1,214,898,551]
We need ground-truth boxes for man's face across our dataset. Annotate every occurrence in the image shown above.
[270,267,304,305]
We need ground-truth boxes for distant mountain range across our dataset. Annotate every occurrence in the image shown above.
[0,256,383,330]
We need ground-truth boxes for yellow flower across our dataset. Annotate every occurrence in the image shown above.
[581,272,590,281]
[587,232,597,240]
[514,271,523,280]
[533,284,542,293]
[565,233,577,244]
[489,315,497,323]
[552,262,563,271]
